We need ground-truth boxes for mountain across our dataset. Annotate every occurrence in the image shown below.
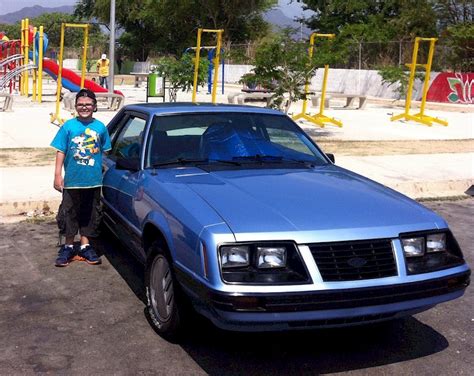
[0,5,74,24]
[263,8,313,39]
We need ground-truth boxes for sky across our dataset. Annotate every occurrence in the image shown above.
[1,0,311,18]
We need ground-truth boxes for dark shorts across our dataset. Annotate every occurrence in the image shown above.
[56,187,102,238]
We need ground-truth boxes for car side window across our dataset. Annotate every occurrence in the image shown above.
[110,116,147,160]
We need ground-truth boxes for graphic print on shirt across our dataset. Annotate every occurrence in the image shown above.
[71,128,101,166]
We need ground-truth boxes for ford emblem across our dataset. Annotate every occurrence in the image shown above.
[347,257,367,268]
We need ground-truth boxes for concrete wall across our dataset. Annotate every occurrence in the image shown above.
[221,65,432,100]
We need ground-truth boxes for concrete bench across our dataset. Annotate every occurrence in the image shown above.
[63,92,124,112]
[0,93,13,111]
[311,92,368,109]
[229,92,274,106]
[95,92,125,110]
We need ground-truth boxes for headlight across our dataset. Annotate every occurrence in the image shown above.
[426,233,446,253]
[257,246,287,268]
[218,242,310,284]
[400,231,465,275]
[402,237,425,257]
[221,245,249,268]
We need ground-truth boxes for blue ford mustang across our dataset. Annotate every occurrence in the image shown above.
[102,103,470,338]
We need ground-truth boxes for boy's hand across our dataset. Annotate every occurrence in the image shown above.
[54,175,64,192]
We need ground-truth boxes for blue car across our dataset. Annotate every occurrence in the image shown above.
[102,103,470,338]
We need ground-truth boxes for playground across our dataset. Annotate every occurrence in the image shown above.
[0,21,473,219]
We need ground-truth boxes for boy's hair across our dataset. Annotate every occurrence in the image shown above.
[75,89,97,105]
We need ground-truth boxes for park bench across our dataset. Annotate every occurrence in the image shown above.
[0,93,13,111]
[228,89,275,106]
[311,92,368,110]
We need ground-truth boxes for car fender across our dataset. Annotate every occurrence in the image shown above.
[142,210,175,260]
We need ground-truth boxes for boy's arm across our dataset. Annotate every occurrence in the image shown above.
[54,151,65,192]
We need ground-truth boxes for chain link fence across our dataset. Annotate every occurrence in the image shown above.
[54,39,468,75]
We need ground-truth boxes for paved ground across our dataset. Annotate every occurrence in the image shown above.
[0,198,472,375]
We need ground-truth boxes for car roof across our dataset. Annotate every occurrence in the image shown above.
[122,102,286,116]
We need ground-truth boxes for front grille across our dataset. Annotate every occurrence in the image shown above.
[309,239,397,281]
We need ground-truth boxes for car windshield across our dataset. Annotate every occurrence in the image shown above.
[145,112,327,169]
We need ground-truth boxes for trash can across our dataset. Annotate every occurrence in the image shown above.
[148,72,158,97]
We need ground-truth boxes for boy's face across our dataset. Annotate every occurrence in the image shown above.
[75,96,96,120]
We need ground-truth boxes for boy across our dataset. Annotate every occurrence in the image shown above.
[51,89,111,267]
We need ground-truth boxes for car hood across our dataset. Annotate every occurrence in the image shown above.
[169,165,443,242]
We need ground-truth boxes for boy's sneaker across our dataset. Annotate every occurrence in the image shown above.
[78,245,102,265]
[55,245,76,267]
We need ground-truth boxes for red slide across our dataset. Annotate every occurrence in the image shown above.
[42,57,123,96]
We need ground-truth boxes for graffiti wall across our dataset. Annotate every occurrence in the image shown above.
[427,73,473,104]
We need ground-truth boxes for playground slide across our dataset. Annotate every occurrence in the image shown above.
[41,57,123,96]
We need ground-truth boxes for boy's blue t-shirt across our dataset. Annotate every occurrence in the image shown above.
[50,118,111,188]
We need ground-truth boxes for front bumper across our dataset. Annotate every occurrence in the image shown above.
[178,269,470,331]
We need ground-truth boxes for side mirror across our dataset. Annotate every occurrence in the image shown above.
[326,153,335,163]
[116,157,140,171]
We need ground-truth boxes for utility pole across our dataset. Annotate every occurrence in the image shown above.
[108,0,115,93]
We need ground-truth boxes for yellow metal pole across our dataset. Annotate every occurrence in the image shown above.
[319,64,330,114]
[406,37,420,113]
[301,33,316,114]
[292,33,340,127]
[32,26,37,101]
[419,38,436,116]
[192,29,203,103]
[211,30,223,104]
[80,25,89,88]
[52,23,66,124]
[38,26,44,103]
[20,19,25,95]
[24,18,29,97]
[390,37,447,126]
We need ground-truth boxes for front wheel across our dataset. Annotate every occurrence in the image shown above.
[145,246,183,339]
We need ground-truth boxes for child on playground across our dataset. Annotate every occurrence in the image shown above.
[51,89,111,267]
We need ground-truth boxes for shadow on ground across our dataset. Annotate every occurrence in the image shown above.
[98,228,449,375]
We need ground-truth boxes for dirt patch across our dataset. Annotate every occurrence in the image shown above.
[0,139,472,167]
[314,139,474,156]
[0,148,55,167]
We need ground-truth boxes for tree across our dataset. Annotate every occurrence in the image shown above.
[248,30,323,113]
[0,23,21,40]
[153,54,209,101]
[440,23,474,71]
[74,0,276,60]
[30,13,105,48]
[434,0,473,28]
[301,0,438,67]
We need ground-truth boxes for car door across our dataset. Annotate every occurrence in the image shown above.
[103,112,148,257]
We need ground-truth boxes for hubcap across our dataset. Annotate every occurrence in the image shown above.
[149,255,174,322]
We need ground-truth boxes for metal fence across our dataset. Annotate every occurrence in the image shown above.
[53,39,468,73]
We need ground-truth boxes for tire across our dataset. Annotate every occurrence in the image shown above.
[145,244,184,339]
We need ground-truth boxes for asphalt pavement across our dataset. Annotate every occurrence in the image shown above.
[0,198,472,375]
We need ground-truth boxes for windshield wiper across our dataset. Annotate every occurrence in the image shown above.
[152,158,243,168]
[210,159,242,166]
[152,158,209,167]
[233,154,283,162]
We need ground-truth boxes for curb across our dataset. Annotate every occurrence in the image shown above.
[1,180,472,222]
[0,199,61,218]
